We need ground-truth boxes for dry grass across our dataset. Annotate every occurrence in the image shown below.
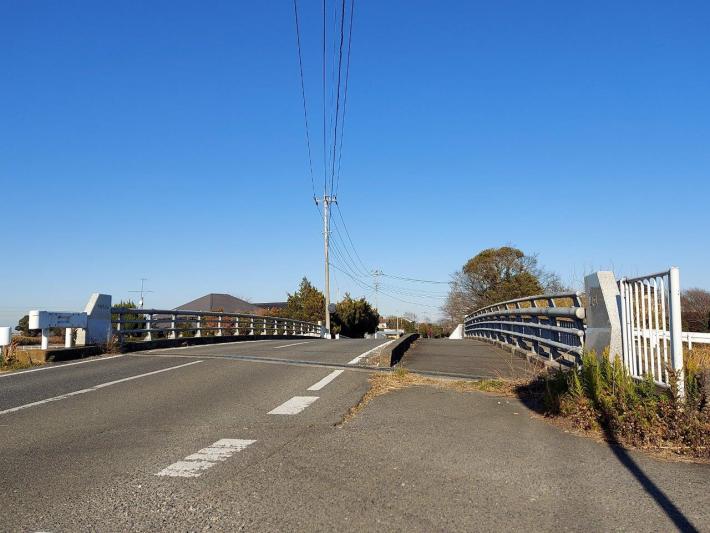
[338,367,518,425]
[0,341,43,372]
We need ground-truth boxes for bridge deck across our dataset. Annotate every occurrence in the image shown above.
[402,338,534,379]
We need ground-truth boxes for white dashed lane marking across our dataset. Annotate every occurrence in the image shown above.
[268,396,319,415]
[157,439,256,478]
[307,370,344,391]
[273,341,313,349]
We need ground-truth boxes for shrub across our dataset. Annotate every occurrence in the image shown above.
[530,350,710,458]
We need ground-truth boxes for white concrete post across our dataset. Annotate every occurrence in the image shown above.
[65,328,72,348]
[669,267,685,398]
[217,316,222,337]
[584,271,622,360]
[41,328,49,350]
[250,317,255,336]
[170,314,176,339]
[196,316,202,337]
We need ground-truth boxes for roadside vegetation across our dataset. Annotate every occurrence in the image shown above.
[442,246,568,325]
[0,338,41,372]
[512,349,709,461]
[262,277,379,337]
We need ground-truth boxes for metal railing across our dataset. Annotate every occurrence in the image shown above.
[111,308,321,344]
[618,268,684,393]
[464,292,586,364]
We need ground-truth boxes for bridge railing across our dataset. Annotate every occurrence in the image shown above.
[111,308,321,344]
[618,268,684,392]
[463,292,586,364]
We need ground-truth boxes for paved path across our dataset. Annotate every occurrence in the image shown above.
[1,338,708,531]
[402,338,534,378]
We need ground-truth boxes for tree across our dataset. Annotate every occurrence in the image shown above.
[442,246,566,323]
[111,300,145,339]
[333,294,379,338]
[681,288,710,332]
[384,316,417,334]
[15,315,34,336]
[15,315,62,337]
[284,278,326,324]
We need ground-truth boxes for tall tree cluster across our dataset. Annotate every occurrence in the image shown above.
[442,246,566,324]
[681,288,710,332]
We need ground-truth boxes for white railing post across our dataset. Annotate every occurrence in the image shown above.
[669,267,684,398]
[250,317,255,336]
[217,315,222,337]
[196,315,202,337]
[170,314,177,339]
[115,311,122,345]
[65,328,72,348]
[41,328,49,350]
[146,314,153,341]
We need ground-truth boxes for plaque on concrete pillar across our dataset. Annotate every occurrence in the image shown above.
[76,293,112,345]
[584,272,622,360]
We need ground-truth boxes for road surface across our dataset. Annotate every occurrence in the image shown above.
[1,338,708,531]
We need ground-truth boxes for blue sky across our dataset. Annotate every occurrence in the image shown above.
[1,1,709,326]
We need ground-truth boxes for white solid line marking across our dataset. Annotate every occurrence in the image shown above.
[273,341,313,349]
[347,340,395,365]
[268,395,319,415]
[307,369,344,391]
[0,360,203,416]
[0,354,125,379]
[157,438,256,478]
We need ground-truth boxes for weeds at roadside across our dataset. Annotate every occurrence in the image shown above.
[0,338,39,372]
[517,350,710,461]
[338,366,511,425]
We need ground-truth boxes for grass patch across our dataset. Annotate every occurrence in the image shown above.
[0,341,44,372]
[338,367,511,425]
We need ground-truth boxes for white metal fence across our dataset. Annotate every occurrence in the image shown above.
[112,308,321,344]
[618,267,684,395]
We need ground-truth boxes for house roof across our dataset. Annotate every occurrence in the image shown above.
[174,294,287,314]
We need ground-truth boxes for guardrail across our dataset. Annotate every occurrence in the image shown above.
[111,308,321,344]
[464,292,586,364]
[619,268,683,393]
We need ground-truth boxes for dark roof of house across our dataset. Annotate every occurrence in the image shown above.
[174,294,287,314]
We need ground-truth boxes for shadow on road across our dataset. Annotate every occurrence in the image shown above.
[515,387,699,533]
[601,427,699,533]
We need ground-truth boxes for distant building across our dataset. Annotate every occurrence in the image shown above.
[175,293,286,314]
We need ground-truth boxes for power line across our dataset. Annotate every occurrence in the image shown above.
[329,0,347,195]
[292,0,316,199]
[381,273,450,284]
[334,0,355,197]
[330,261,443,310]
[334,203,370,274]
[321,0,327,196]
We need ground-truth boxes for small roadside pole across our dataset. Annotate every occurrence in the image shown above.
[0,326,11,360]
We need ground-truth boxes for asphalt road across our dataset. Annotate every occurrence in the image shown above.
[402,338,533,378]
[1,338,708,532]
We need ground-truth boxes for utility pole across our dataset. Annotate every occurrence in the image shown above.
[372,269,383,313]
[317,195,336,337]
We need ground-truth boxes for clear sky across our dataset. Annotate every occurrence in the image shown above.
[1,1,709,326]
